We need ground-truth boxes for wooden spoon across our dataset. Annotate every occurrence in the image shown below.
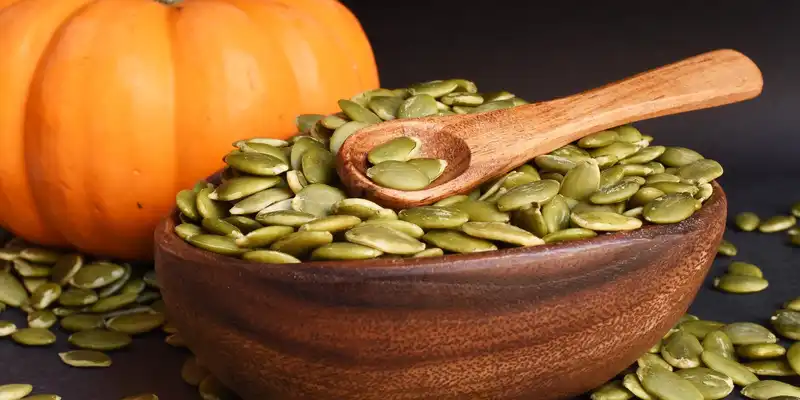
[335,49,762,209]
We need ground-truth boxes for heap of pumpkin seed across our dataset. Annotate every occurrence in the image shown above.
[0,234,239,400]
[590,302,800,400]
[173,79,725,263]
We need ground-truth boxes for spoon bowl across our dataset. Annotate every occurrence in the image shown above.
[337,49,762,209]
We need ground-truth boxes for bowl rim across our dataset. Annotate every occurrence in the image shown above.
[155,176,726,278]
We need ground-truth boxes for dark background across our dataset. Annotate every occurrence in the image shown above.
[2,2,799,399]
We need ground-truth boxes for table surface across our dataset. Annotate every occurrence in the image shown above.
[2,174,798,399]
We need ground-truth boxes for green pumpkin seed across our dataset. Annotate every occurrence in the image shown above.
[285,170,307,194]
[701,350,760,386]
[367,137,421,164]
[629,187,666,208]
[18,248,59,264]
[784,297,800,312]
[337,99,383,124]
[471,99,517,113]
[221,216,261,233]
[702,330,736,360]
[290,137,325,170]
[351,88,397,106]
[642,193,697,224]
[496,179,561,211]
[0,248,20,261]
[621,373,651,399]
[0,270,30,307]
[366,160,430,191]
[771,309,800,340]
[397,94,439,118]
[51,307,76,317]
[356,220,425,238]
[675,367,734,400]
[49,253,83,286]
[236,141,290,163]
[451,105,474,114]
[541,195,571,233]
[613,124,642,142]
[680,320,726,339]
[559,159,601,201]
[224,152,288,176]
[301,146,335,184]
[717,240,738,256]
[201,218,244,239]
[182,356,210,386]
[59,288,98,307]
[299,215,361,233]
[60,314,105,332]
[676,159,724,184]
[406,158,447,182]
[368,96,404,120]
[97,263,132,298]
[12,327,56,346]
[620,146,666,165]
[728,261,764,278]
[175,223,204,240]
[89,292,139,313]
[187,235,245,256]
[208,176,282,201]
[241,250,300,264]
[198,375,239,400]
[0,384,33,399]
[229,187,293,215]
[291,184,347,217]
[714,274,769,294]
[12,259,50,278]
[658,147,704,167]
[68,329,132,351]
[741,380,800,399]
[411,248,444,258]
[295,114,324,133]
[735,212,761,231]
[787,342,800,375]
[440,92,483,106]
[268,231,333,258]
[69,261,126,290]
[256,210,317,227]
[58,350,112,368]
[0,320,16,337]
[589,180,640,205]
[329,121,370,154]
[645,173,681,185]
[421,230,497,253]
[542,227,598,243]
[591,142,641,161]
[446,199,509,223]
[578,130,619,148]
[105,311,165,335]
[332,198,384,219]
[311,242,383,260]
[571,211,642,231]
[590,381,633,400]
[27,310,56,329]
[461,222,544,246]
[744,360,797,376]
[195,187,228,219]
[345,225,425,255]
[759,216,797,233]
[22,278,46,295]
[534,155,576,174]
[399,206,469,229]
[661,330,704,368]
[637,364,703,400]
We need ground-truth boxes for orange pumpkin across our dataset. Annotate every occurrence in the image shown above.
[0,0,378,260]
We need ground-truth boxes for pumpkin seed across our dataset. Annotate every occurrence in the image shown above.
[50,306,78,316]
[12,259,51,278]
[461,222,544,246]
[366,160,430,191]
[59,288,98,307]
[412,248,445,258]
[496,179,561,211]
[590,180,641,205]
[787,342,800,375]
[771,309,800,340]
[675,367,734,400]
[637,364,703,400]
[446,199,509,223]
[722,322,777,345]
[629,187,667,208]
[661,330,704,369]
[237,141,290,163]
[198,375,239,400]
[89,292,139,313]
[187,235,246,256]
[182,356,210,386]
[368,96,403,120]
[291,184,346,217]
[332,198,384,219]
[105,311,166,335]
[0,384,33,400]
[406,158,448,182]
[735,212,761,231]
[559,159,601,201]
[240,250,300,264]
[714,274,769,294]
[717,239,738,256]
[646,181,699,195]
[543,227,598,243]
[59,350,112,368]
[97,263,132,298]
[49,253,83,286]
[579,130,619,148]
[209,176,282,202]
[398,206,469,229]
[591,142,641,161]
[329,121,370,154]
[256,210,317,227]
[69,261,126,290]
[620,146,666,165]
[12,327,56,346]
[728,261,764,278]
[702,350,760,386]
[741,380,800,399]
[175,223,204,240]
[645,173,681,185]
[397,94,439,118]
[60,314,105,332]
[621,373,651,399]
[759,216,797,233]
[345,225,425,255]
[311,243,383,260]
[784,297,800,312]
[702,330,736,360]
[0,320,17,337]
[642,193,697,224]
[680,320,726,339]
[269,231,333,258]
[0,270,29,307]
[224,152,288,176]
[367,137,421,165]
[744,360,797,376]
[356,219,425,239]
[658,147,704,167]
[301,146,336,184]
[229,188,293,215]
[299,215,361,233]
[336,99,382,124]
[68,329,132,351]
[571,211,642,231]
[422,230,497,253]
[590,381,633,400]
[27,310,56,329]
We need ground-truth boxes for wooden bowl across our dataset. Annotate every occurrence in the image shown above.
[154,176,727,400]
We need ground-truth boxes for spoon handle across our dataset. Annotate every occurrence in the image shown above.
[454,49,762,168]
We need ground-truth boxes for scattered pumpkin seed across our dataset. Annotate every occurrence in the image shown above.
[58,350,112,368]
[701,351,760,386]
[674,367,734,400]
[0,384,33,400]
[741,380,800,399]
[637,364,703,400]
[744,359,797,377]
[713,274,769,293]
[0,320,18,337]
[717,239,738,256]
[68,329,132,351]
[105,311,166,335]
[759,216,797,233]
[60,314,105,332]
[771,309,800,340]
[11,327,56,346]
[736,212,761,232]
[738,344,787,360]
[722,322,778,345]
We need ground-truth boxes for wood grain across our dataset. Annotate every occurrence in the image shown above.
[154,175,727,400]
[336,49,762,209]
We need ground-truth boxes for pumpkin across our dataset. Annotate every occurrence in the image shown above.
[0,0,378,260]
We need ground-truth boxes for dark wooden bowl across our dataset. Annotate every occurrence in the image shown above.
[154,176,727,400]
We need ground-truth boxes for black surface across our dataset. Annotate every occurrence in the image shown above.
[2,1,799,399]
